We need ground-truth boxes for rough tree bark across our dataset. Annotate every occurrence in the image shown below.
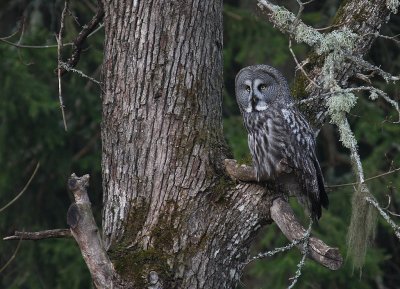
[99,0,387,287]
[100,1,276,287]
[5,0,396,288]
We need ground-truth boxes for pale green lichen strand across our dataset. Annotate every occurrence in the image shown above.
[317,29,358,54]
[257,0,383,270]
[294,25,322,47]
[386,0,400,14]
[369,91,379,100]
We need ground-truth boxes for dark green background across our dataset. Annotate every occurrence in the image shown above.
[1,1,399,288]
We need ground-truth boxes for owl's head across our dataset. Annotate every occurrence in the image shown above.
[235,64,292,113]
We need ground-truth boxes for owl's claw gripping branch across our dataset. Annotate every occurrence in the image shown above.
[224,159,343,270]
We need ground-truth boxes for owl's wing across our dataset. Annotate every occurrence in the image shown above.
[281,107,329,220]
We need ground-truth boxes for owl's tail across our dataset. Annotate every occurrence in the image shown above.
[311,157,329,221]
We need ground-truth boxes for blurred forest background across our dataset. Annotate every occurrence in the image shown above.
[0,0,399,288]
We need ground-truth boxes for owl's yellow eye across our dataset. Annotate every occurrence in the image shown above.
[259,84,267,91]
[245,85,251,92]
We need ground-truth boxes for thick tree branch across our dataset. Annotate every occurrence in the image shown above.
[271,198,343,270]
[224,159,257,182]
[225,159,343,270]
[67,173,123,289]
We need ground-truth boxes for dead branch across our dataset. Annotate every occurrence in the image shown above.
[271,198,343,270]
[56,0,70,131]
[224,159,343,270]
[289,40,320,88]
[3,229,72,241]
[59,1,104,77]
[366,197,400,240]
[67,173,123,289]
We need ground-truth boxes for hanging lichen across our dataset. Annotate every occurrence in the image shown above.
[257,1,385,269]
[346,184,377,269]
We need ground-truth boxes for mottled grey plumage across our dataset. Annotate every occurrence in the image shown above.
[235,64,328,220]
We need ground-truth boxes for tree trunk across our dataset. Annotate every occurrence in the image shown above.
[98,0,394,287]
[100,1,271,287]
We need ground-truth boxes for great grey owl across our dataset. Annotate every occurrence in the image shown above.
[235,64,328,220]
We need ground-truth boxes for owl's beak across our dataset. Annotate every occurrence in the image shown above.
[251,95,258,106]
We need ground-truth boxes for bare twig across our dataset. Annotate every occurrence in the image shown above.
[57,0,70,131]
[0,236,22,273]
[59,62,101,85]
[245,220,312,265]
[315,23,343,31]
[4,229,72,241]
[245,235,305,264]
[387,210,400,218]
[0,162,40,213]
[295,0,304,19]
[326,167,400,189]
[288,222,311,289]
[289,40,320,88]
[295,0,314,20]
[15,18,34,66]
[366,197,400,240]
[298,94,323,105]
[59,1,104,77]
[362,32,400,45]
[0,36,74,49]
[0,30,20,40]
[347,55,400,82]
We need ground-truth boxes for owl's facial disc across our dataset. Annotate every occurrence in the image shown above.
[252,78,269,112]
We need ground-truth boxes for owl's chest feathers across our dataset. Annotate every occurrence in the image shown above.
[244,109,288,180]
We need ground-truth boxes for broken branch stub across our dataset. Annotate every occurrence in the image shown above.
[67,173,123,289]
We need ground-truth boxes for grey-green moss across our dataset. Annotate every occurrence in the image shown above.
[113,248,172,288]
[291,71,309,100]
